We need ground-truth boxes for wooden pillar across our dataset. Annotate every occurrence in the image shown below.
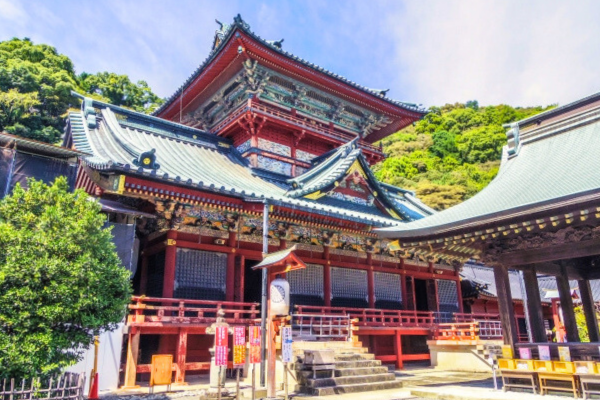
[324,247,331,307]
[279,238,287,250]
[226,231,237,302]
[367,268,375,308]
[401,274,408,310]
[162,230,178,298]
[578,279,600,342]
[427,279,438,312]
[556,267,579,342]
[175,328,188,384]
[522,267,547,342]
[493,265,518,347]
[123,327,140,388]
[394,331,403,369]
[139,255,148,295]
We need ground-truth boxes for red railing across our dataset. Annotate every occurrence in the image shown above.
[432,320,503,340]
[128,296,260,326]
[294,305,437,328]
[211,103,384,155]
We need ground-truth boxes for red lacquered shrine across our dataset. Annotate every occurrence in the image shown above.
[64,15,484,387]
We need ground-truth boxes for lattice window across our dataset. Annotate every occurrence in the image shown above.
[288,263,324,307]
[374,272,402,309]
[331,267,368,308]
[175,249,227,300]
[437,279,459,313]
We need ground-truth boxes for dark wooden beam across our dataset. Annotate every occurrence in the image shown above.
[556,265,580,342]
[578,279,600,342]
[493,265,518,348]
[522,267,548,343]
[498,239,600,267]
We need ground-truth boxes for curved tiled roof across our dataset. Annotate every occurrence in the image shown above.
[70,94,430,226]
[378,94,600,239]
[153,14,426,117]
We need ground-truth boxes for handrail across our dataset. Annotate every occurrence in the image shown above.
[291,313,353,341]
[211,103,384,155]
[127,296,260,326]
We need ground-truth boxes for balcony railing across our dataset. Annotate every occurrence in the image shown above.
[127,296,260,326]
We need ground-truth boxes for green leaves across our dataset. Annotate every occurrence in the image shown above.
[375,101,554,210]
[0,38,164,144]
[0,177,132,378]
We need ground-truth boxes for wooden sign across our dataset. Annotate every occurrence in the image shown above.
[538,345,551,361]
[249,326,261,364]
[233,326,246,367]
[281,326,293,363]
[518,347,532,360]
[501,345,514,359]
[558,346,571,362]
[150,354,173,387]
[215,326,228,367]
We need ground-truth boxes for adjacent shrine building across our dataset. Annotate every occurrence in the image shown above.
[64,15,471,385]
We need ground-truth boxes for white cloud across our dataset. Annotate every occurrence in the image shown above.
[0,0,27,24]
[386,0,600,107]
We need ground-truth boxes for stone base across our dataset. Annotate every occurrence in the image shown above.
[427,340,503,373]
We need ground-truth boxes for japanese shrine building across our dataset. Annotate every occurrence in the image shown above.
[63,15,474,386]
[378,91,600,358]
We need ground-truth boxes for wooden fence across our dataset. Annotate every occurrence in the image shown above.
[0,373,85,400]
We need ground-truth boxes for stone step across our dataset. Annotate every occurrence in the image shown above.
[333,359,382,368]
[293,347,368,357]
[292,341,363,349]
[300,379,403,396]
[334,353,375,361]
[297,366,389,381]
[306,373,396,388]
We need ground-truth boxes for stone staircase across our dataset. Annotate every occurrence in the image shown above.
[294,341,403,396]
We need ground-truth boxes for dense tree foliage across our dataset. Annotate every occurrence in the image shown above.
[78,71,163,112]
[374,102,554,210]
[0,38,163,144]
[0,178,132,378]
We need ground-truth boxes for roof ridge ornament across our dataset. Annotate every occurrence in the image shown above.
[506,122,521,157]
[266,38,284,49]
[233,14,251,30]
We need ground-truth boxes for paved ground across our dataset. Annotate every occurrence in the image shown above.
[106,367,579,400]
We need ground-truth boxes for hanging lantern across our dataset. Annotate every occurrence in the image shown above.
[270,277,290,316]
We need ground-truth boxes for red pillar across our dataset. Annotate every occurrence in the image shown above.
[323,247,331,307]
[401,274,408,310]
[226,231,237,302]
[367,252,375,308]
[162,230,178,298]
[394,331,403,369]
[175,328,188,384]
[368,268,375,309]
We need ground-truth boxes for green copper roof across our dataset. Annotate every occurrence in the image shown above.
[68,94,430,226]
[378,96,600,239]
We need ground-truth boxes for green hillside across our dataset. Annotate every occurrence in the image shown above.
[374,101,554,210]
[0,38,163,144]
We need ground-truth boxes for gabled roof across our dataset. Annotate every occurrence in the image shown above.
[67,94,430,226]
[154,14,425,141]
[286,138,434,221]
[0,131,85,159]
[378,92,600,239]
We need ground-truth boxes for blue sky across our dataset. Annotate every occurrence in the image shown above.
[2,0,600,108]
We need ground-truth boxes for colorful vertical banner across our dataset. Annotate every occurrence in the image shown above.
[233,326,246,367]
[281,326,293,363]
[215,326,228,367]
[249,326,261,364]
